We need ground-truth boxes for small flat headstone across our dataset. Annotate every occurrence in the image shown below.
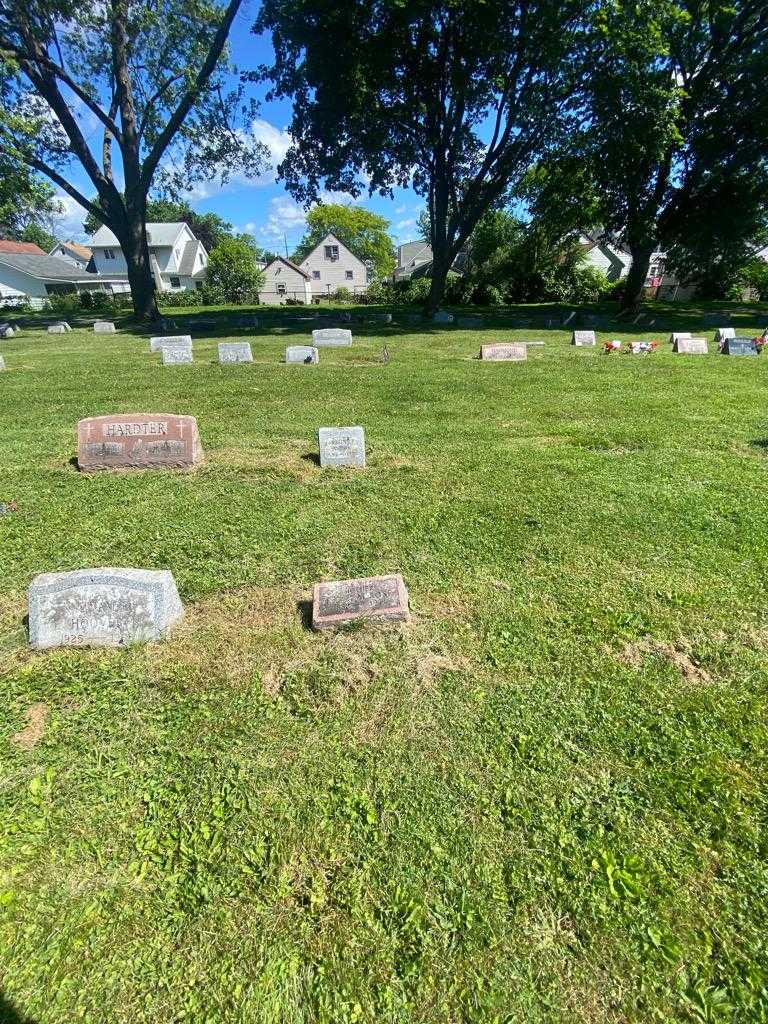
[480,343,527,361]
[369,313,393,324]
[28,567,183,650]
[149,334,192,353]
[318,426,366,468]
[432,310,454,324]
[312,573,410,630]
[572,330,596,346]
[669,332,692,345]
[285,345,318,364]
[94,321,116,334]
[47,324,67,334]
[715,327,735,343]
[77,413,204,471]
[312,328,353,347]
[673,337,708,354]
[722,336,759,356]
[0,324,15,338]
[162,345,193,364]
[218,342,253,364]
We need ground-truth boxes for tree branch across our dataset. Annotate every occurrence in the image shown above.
[0,142,105,223]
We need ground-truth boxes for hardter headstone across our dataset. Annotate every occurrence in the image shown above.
[722,336,759,356]
[715,327,735,343]
[77,413,204,471]
[149,334,192,353]
[673,337,708,354]
[318,426,366,468]
[218,342,253,364]
[432,310,454,324]
[162,345,193,365]
[480,343,527,361]
[94,321,116,334]
[28,568,183,650]
[285,345,319,364]
[312,328,353,347]
[312,573,410,630]
[572,330,596,346]
[669,332,692,345]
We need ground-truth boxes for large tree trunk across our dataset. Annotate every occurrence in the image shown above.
[426,254,451,315]
[119,193,160,323]
[621,241,655,311]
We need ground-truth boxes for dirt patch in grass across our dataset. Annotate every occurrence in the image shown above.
[11,703,48,750]
[618,637,711,683]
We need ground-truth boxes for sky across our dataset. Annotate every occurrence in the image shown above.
[51,2,425,255]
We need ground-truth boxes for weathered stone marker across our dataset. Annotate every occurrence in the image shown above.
[312,573,410,630]
[432,310,454,324]
[0,323,15,338]
[94,321,116,334]
[218,342,253,364]
[285,345,319,364]
[369,313,393,324]
[480,343,527,361]
[162,344,193,365]
[572,330,596,346]
[669,332,692,345]
[715,327,735,343]
[48,323,69,334]
[673,337,708,354]
[312,328,353,347]
[0,355,6,371]
[722,336,759,356]
[77,413,204,471]
[318,426,366,468]
[149,334,192,353]
[28,568,183,650]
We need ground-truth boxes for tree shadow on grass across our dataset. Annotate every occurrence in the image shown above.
[0,992,39,1024]
[749,439,768,450]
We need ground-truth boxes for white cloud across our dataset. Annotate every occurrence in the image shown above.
[258,196,308,240]
[396,218,416,231]
[50,191,90,242]
[395,204,407,214]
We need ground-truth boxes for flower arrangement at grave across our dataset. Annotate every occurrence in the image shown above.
[602,339,622,354]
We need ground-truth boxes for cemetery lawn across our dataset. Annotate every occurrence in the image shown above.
[2,304,768,1023]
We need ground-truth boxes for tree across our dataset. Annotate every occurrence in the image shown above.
[0,1,268,321]
[292,203,395,280]
[0,156,57,238]
[205,237,264,304]
[255,0,589,313]
[19,222,56,251]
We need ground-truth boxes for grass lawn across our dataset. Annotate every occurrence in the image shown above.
[1,304,768,1023]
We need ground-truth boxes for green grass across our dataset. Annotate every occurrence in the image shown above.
[1,304,768,1023]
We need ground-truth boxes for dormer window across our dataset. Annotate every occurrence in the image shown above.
[324,245,339,261]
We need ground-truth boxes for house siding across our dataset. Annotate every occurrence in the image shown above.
[259,260,313,304]
[299,234,368,296]
[0,265,49,299]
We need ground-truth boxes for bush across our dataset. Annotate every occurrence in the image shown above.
[159,290,203,308]
[206,238,265,304]
[330,286,353,303]
[46,292,82,314]
[568,265,613,303]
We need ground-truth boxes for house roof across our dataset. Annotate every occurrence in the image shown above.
[177,240,205,277]
[0,239,48,255]
[397,241,432,267]
[302,232,367,269]
[53,240,92,260]
[0,253,91,281]
[264,255,311,280]
[90,222,188,248]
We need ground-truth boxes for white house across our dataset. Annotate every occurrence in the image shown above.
[259,256,314,305]
[393,240,434,281]
[298,233,369,297]
[578,234,633,281]
[88,222,208,293]
[49,240,93,271]
[0,241,100,307]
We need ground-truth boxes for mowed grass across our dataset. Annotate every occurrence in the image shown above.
[1,307,768,1023]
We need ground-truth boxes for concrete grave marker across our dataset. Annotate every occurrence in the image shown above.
[673,337,708,354]
[285,345,319,364]
[368,313,392,324]
[218,342,253,364]
[721,336,759,356]
[432,310,454,324]
[48,323,68,334]
[0,355,5,370]
[572,330,596,346]
[715,327,735,344]
[312,328,353,347]
[0,323,15,338]
[669,332,692,345]
[312,573,410,630]
[480,343,527,361]
[318,426,366,468]
[162,344,193,364]
[94,321,116,334]
[149,334,192,353]
[28,568,183,650]
[77,413,204,471]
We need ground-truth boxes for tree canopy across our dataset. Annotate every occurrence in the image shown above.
[205,237,264,305]
[292,204,395,280]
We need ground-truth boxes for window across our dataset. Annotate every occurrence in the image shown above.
[277,282,287,295]
[313,270,321,280]
[345,270,353,280]
[170,276,181,288]
[104,248,115,260]
[324,245,339,261]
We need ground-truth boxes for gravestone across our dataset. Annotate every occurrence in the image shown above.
[722,336,759,356]
[312,328,353,347]
[432,310,454,324]
[236,315,260,328]
[285,345,319,364]
[149,334,192,353]
[28,568,183,650]
[312,573,410,630]
[715,327,735,344]
[318,426,366,468]
[218,342,253,364]
[673,337,708,354]
[369,313,392,324]
[77,413,204,471]
[669,332,692,345]
[403,314,423,325]
[0,323,15,338]
[572,330,596,346]
[480,343,527,361]
[94,321,116,334]
[0,355,5,370]
[162,344,193,365]
[48,323,68,334]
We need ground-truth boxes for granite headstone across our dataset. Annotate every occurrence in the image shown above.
[318,426,366,468]
[572,330,596,346]
[218,342,253,364]
[149,334,192,353]
[669,332,692,345]
[77,413,204,471]
[480,343,527,361]
[715,327,735,344]
[312,573,410,630]
[94,321,116,334]
[312,328,353,347]
[432,310,454,324]
[162,344,193,364]
[673,337,708,354]
[722,337,759,356]
[285,345,319,364]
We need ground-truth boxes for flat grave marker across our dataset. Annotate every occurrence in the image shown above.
[28,567,183,650]
[48,323,70,334]
[285,345,319,364]
[0,355,5,370]
[480,343,527,361]
[149,334,192,353]
[94,321,116,334]
[669,332,692,345]
[721,336,759,356]
[572,330,596,346]
[218,342,253,364]
[77,412,204,471]
[162,345,193,365]
[312,573,410,630]
[312,328,353,347]
[673,337,708,354]
[318,426,366,468]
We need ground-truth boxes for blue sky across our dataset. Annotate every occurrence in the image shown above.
[52,2,425,254]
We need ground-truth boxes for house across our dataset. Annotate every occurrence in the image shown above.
[297,233,370,297]
[0,248,101,307]
[393,240,434,281]
[88,222,208,293]
[578,234,633,282]
[259,256,314,305]
[49,240,93,271]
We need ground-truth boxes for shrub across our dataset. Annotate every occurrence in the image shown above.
[46,292,81,314]
[330,286,353,303]
[159,290,203,308]
[206,238,265,304]
[568,265,613,303]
